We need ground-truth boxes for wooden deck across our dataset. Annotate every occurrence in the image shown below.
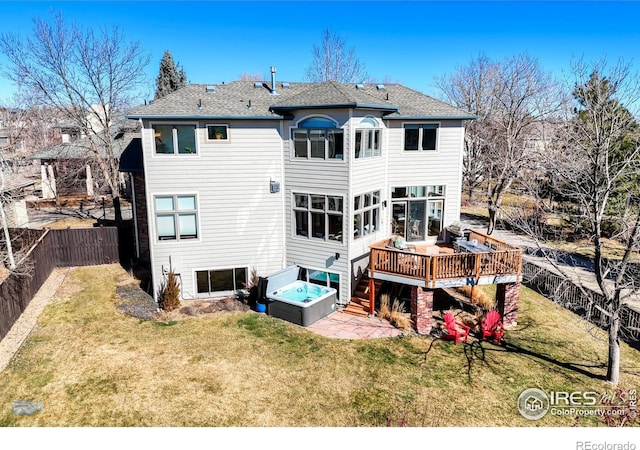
[369,230,523,289]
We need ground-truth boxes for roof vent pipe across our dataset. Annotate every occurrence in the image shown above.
[270,66,277,95]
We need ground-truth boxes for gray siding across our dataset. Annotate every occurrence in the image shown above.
[142,120,285,299]
[384,119,464,241]
[139,112,466,305]
[283,110,350,302]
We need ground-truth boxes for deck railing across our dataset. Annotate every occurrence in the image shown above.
[370,231,523,287]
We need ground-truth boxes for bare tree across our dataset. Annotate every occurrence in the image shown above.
[483,54,562,234]
[238,72,263,82]
[436,54,561,226]
[435,54,499,202]
[507,59,640,386]
[304,28,367,83]
[0,90,63,169]
[0,12,149,201]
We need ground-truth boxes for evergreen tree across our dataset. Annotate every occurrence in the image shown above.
[154,50,187,100]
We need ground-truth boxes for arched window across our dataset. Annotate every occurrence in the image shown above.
[355,117,381,159]
[298,117,337,129]
[292,116,344,160]
[358,117,378,128]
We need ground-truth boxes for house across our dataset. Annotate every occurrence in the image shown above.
[32,117,140,199]
[124,71,522,333]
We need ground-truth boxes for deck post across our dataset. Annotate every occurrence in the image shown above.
[496,282,520,328]
[368,277,375,316]
[410,286,433,335]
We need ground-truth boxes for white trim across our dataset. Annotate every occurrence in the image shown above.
[150,121,200,157]
[291,191,346,245]
[293,114,339,128]
[191,265,249,298]
[151,192,202,245]
[401,121,441,153]
[288,114,346,162]
[279,118,287,269]
[205,123,230,142]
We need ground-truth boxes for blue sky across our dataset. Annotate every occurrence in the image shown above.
[0,1,639,104]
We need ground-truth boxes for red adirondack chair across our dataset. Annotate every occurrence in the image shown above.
[442,312,471,345]
[482,310,504,344]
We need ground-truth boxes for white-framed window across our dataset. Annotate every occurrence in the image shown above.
[391,185,445,241]
[355,117,381,159]
[353,190,381,240]
[196,267,247,295]
[153,124,197,154]
[206,124,229,141]
[155,194,198,240]
[404,124,439,151]
[292,117,344,160]
[293,193,343,242]
[299,267,340,300]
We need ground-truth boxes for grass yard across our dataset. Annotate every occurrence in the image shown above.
[0,264,639,427]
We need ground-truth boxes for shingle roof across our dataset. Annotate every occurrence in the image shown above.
[127,81,475,120]
[269,80,398,114]
[32,131,138,160]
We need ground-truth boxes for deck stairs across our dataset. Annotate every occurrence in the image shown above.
[342,273,383,317]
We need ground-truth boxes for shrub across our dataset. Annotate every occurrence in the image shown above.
[241,267,260,307]
[378,293,391,320]
[389,298,413,331]
[455,286,494,310]
[159,269,181,311]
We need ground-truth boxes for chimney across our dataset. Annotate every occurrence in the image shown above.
[270,66,277,95]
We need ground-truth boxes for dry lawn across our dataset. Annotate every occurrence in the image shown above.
[0,264,639,427]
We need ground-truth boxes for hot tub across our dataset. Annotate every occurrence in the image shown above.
[264,267,337,326]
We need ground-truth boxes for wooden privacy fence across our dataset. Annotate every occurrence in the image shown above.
[0,227,119,340]
[522,260,640,344]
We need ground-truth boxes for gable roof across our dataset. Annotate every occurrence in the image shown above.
[127,81,475,120]
[268,80,398,114]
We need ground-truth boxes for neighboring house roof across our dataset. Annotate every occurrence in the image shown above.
[0,173,35,195]
[127,81,475,120]
[32,119,140,161]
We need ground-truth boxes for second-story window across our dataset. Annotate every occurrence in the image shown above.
[154,124,197,155]
[355,117,381,159]
[206,124,228,141]
[293,117,344,160]
[404,124,438,151]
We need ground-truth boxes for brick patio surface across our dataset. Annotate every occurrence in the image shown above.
[306,310,402,339]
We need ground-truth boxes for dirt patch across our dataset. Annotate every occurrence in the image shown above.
[114,282,250,321]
